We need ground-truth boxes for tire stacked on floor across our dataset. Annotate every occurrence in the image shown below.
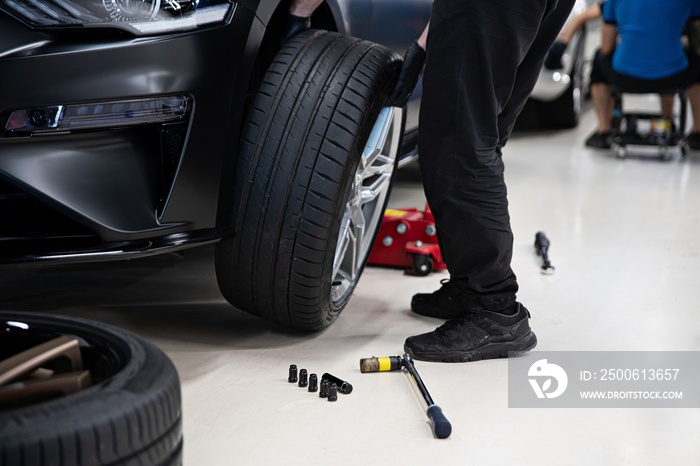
[0,311,182,466]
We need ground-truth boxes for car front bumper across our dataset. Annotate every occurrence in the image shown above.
[0,5,258,263]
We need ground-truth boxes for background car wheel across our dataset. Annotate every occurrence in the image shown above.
[215,30,403,331]
[537,28,587,128]
[0,311,182,466]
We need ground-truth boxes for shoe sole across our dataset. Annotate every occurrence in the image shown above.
[403,332,538,363]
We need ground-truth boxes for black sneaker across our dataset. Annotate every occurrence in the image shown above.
[411,279,471,319]
[585,131,613,149]
[404,303,537,362]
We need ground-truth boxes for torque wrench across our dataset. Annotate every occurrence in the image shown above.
[534,231,555,274]
[359,355,452,439]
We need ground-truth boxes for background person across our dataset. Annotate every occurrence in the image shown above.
[585,0,700,149]
[545,1,606,70]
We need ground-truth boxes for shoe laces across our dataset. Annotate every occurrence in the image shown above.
[434,278,456,296]
[435,312,482,337]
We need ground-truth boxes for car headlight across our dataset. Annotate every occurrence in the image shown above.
[3,95,192,134]
[0,0,234,35]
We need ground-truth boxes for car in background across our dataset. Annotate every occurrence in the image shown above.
[346,0,591,134]
[528,0,593,128]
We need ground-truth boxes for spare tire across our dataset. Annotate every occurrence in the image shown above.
[216,30,404,330]
[0,311,182,466]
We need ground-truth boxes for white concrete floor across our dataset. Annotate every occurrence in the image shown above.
[3,99,700,465]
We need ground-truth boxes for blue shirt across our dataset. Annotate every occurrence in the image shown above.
[603,0,700,79]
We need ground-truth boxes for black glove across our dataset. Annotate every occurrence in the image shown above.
[279,13,312,49]
[544,40,567,70]
[386,41,427,107]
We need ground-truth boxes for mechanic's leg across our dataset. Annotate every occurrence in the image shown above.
[418,0,572,311]
[496,0,577,147]
[407,0,574,362]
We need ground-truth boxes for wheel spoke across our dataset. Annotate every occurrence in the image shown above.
[331,106,402,305]
[348,200,365,271]
[333,210,353,280]
[360,171,393,203]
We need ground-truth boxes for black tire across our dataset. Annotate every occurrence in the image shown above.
[538,28,587,129]
[215,30,403,331]
[0,311,182,466]
[411,254,433,277]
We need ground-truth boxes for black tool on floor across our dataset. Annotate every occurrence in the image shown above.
[359,354,452,439]
[327,383,338,402]
[319,379,329,398]
[321,373,353,394]
[308,373,318,392]
[288,364,298,383]
[534,231,555,274]
[298,369,308,387]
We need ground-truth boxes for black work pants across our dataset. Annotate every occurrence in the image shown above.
[418,0,574,310]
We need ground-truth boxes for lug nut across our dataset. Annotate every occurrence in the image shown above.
[288,364,298,383]
[308,373,318,392]
[327,383,338,402]
[319,379,329,398]
[321,373,353,394]
[298,369,308,388]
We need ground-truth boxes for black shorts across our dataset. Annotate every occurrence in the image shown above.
[589,49,697,92]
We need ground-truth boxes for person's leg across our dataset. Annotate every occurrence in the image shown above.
[660,94,675,120]
[407,0,573,362]
[584,50,616,148]
[418,0,572,311]
[590,82,614,132]
[687,83,700,148]
[688,84,700,131]
[495,1,579,147]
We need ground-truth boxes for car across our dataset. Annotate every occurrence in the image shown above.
[529,0,593,128]
[0,0,586,332]
[0,0,433,332]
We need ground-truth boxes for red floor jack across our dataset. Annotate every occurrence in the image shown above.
[368,204,447,276]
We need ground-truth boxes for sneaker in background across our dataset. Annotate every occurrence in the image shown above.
[584,131,613,149]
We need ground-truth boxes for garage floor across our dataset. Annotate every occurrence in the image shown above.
[2,99,700,465]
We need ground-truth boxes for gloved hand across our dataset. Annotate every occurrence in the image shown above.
[279,13,312,49]
[386,41,427,107]
[544,40,567,70]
